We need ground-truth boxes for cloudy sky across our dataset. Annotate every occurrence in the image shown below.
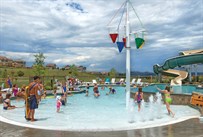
[0,0,203,72]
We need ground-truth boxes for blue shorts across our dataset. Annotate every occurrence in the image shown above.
[29,95,38,109]
[3,107,8,110]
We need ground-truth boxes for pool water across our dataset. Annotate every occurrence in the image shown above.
[131,84,203,94]
[0,86,201,131]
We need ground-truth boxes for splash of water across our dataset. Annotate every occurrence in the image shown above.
[128,92,163,123]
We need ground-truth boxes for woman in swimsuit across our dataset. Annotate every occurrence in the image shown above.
[134,87,143,112]
[93,84,100,97]
[156,85,175,117]
[3,93,15,110]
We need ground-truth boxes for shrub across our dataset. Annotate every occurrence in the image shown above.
[45,85,52,90]
[17,71,24,77]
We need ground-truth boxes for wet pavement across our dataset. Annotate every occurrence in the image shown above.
[0,118,203,137]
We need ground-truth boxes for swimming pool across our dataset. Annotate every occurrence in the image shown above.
[131,84,203,94]
[0,86,201,131]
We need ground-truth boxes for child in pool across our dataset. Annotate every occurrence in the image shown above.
[156,85,175,117]
[56,96,62,113]
[3,93,15,110]
[134,87,143,112]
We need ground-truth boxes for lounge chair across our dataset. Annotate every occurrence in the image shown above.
[1,88,12,93]
[92,79,97,84]
[1,83,4,89]
[111,78,116,84]
[116,78,124,85]
[105,78,110,84]
[131,78,136,85]
[136,78,143,86]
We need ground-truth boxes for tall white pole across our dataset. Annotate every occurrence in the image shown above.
[126,0,131,108]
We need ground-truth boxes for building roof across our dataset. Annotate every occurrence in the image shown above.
[14,60,26,63]
[46,63,56,67]
[0,56,12,61]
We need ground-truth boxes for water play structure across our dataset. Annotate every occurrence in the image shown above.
[107,0,146,107]
[153,49,203,86]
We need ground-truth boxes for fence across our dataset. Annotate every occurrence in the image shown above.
[1,75,202,90]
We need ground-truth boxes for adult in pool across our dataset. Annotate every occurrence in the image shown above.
[93,84,100,97]
[27,76,41,122]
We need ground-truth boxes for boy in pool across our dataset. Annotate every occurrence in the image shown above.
[85,90,89,96]
[106,87,116,95]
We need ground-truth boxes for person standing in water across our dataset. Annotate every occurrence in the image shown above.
[85,83,89,96]
[28,76,41,122]
[6,76,12,88]
[156,85,175,117]
[56,96,62,113]
[134,87,143,112]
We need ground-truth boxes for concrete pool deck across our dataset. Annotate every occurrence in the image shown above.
[0,118,203,137]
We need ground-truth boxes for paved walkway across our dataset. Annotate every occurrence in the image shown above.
[0,118,203,137]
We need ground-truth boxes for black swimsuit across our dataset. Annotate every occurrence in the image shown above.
[3,100,9,110]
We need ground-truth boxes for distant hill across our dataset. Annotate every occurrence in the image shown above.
[117,71,155,77]
[131,71,155,76]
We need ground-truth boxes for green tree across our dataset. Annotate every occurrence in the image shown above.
[11,70,15,78]
[2,69,7,78]
[109,68,117,77]
[33,52,46,76]
[17,70,24,77]
[69,64,78,76]
[0,69,2,77]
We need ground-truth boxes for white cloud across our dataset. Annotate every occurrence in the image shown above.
[0,0,202,72]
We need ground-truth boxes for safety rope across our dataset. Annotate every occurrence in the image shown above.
[117,1,127,41]
[129,0,145,29]
[107,1,126,27]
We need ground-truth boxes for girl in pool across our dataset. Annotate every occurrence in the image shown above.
[3,93,15,110]
[56,96,62,113]
[156,85,175,117]
[134,87,143,112]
